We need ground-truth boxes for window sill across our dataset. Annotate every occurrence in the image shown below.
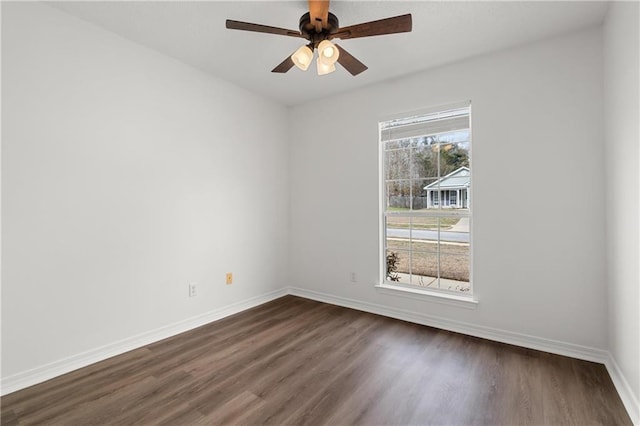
[375,283,478,309]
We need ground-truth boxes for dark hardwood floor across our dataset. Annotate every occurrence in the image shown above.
[1,296,631,425]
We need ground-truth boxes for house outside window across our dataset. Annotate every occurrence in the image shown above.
[425,168,470,208]
[380,102,471,294]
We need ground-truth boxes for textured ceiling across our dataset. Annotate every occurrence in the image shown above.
[50,1,609,106]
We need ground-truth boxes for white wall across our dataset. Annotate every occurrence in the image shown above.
[289,27,607,350]
[604,1,640,420]
[1,2,289,381]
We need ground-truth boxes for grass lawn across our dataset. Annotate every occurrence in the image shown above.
[386,208,464,230]
[386,239,469,282]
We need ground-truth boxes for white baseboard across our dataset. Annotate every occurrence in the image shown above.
[288,287,609,363]
[605,354,640,425]
[0,288,288,396]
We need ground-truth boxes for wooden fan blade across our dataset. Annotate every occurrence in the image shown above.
[272,55,295,73]
[332,14,412,40]
[226,20,304,38]
[335,44,368,76]
[308,0,330,30]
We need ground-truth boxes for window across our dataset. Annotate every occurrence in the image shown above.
[380,103,471,295]
[449,190,457,207]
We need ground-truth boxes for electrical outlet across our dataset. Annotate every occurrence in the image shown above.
[350,272,357,283]
[226,273,233,285]
[189,283,197,297]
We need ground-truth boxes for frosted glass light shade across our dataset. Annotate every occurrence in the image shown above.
[317,40,339,65]
[316,57,336,75]
[291,45,313,71]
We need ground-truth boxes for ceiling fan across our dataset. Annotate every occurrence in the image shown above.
[225,0,412,76]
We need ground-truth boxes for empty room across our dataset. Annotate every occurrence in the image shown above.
[1,1,638,424]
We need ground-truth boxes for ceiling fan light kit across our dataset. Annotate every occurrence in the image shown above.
[291,39,339,75]
[225,0,412,77]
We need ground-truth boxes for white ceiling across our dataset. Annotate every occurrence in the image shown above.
[50,1,609,106]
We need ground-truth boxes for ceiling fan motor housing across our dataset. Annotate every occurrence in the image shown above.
[299,12,339,46]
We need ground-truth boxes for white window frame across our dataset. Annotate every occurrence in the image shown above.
[377,101,476,307]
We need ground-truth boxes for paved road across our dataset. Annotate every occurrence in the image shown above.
[386,228,469,243]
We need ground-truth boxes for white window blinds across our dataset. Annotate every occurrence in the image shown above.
[380,106,470,142]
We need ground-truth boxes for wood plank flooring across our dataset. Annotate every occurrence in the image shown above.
[1,296,632,425]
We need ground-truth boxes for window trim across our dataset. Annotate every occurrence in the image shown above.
[378,101,475,303]
[374,282,478,309]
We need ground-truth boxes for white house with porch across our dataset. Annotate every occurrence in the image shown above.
[424,167,470,208]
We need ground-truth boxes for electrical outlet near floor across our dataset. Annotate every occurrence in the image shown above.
[226,273,233,285]
[350,272,357,283]
[189,283,197,297]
